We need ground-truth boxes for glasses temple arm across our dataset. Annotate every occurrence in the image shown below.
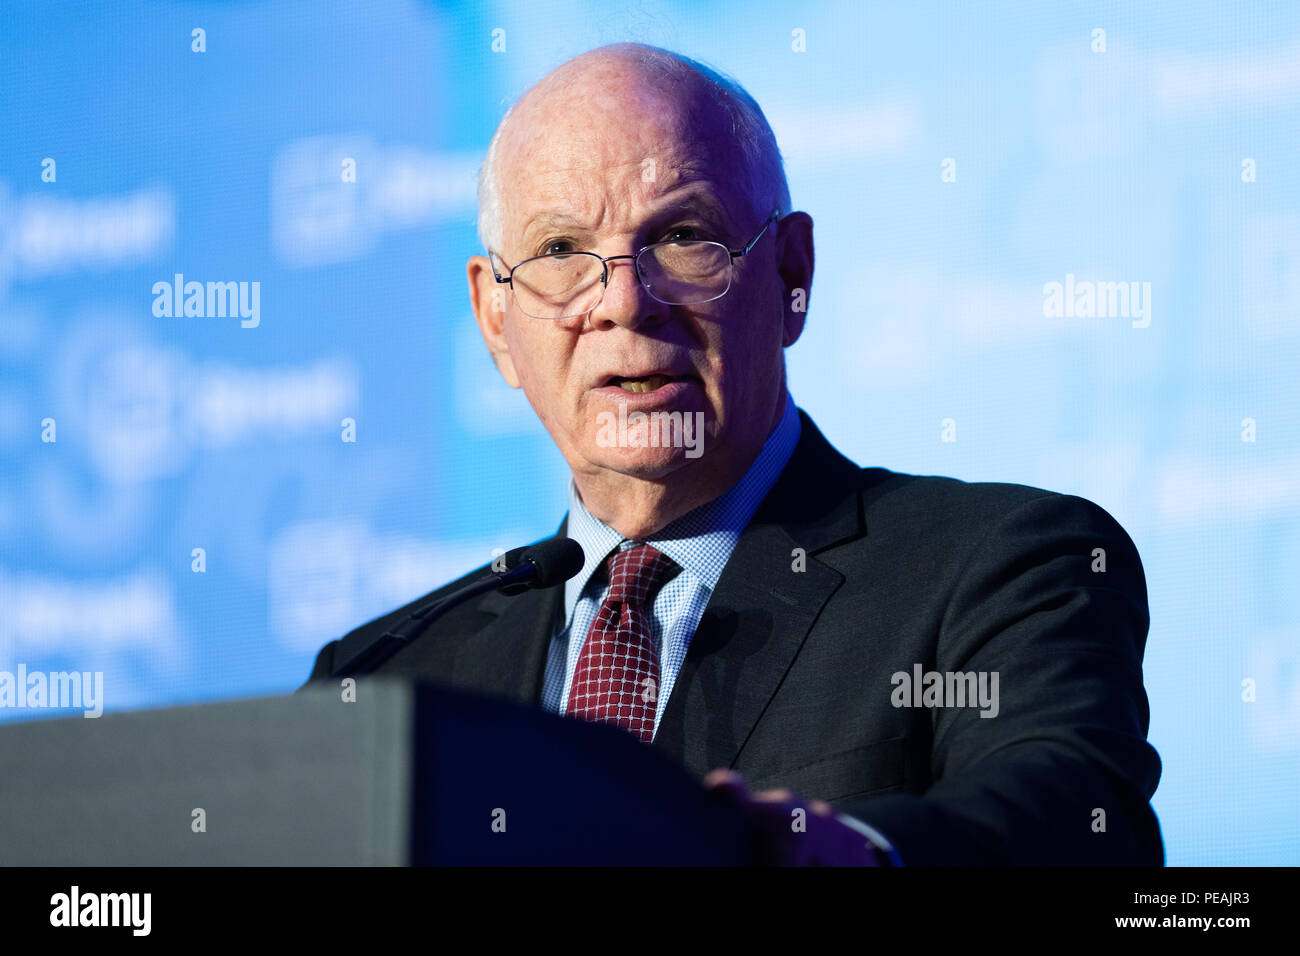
[733,209,782,258]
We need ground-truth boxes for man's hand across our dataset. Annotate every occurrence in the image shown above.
[704,769,881,866]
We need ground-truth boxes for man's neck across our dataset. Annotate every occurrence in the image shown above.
[571,391,790,539]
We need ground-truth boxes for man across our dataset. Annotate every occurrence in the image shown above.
[306,42,1163,866]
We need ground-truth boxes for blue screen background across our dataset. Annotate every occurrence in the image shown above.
[1,0,1296,865]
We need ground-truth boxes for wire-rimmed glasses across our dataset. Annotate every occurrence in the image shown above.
[488,210,781,320]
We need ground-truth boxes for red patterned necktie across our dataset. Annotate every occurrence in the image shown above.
[565,543,681,742]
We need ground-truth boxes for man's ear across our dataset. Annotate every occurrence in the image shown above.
[775,211,814,348]
[467,254,521,388]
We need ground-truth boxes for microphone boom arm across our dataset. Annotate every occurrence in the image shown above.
[328,539,583,678]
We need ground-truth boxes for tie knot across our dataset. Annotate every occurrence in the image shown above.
[604,543,680,605]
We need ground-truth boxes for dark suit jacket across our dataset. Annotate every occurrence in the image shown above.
[306,410,1163,865]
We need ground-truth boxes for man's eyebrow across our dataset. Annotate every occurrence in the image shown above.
[647,192,730,226]
[525,210,590,229]
[517,189,733,247]
[518,210,592,247]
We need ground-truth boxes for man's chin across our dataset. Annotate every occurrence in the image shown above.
[583,444,700,481]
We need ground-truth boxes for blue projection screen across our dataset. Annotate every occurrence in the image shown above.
[0,1,1296,867]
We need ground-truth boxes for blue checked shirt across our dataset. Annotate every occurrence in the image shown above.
[539,390,904,866]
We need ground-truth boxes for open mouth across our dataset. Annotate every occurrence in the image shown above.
[606,373,679,393]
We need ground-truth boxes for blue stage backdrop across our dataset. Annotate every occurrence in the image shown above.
[1,1,1296,865]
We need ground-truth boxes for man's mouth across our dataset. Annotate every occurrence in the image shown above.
[608,374,677,393]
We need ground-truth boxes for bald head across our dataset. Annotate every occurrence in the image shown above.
[476,43,790,254]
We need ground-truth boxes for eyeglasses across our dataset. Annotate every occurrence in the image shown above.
[488,210,781,320]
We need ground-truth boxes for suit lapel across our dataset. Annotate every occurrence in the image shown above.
[449,515,571,707]
[653,412,867,778]
[453,583,561,707]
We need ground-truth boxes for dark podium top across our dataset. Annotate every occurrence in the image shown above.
[0,679,755,865]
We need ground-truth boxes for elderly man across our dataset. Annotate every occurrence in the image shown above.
[307,42,1162,866]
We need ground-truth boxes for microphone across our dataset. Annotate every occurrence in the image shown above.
[494,537,585,594]
[330,536,584,678]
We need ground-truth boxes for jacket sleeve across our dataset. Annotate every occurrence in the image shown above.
[295,639,338,692]
[838,491,1164,865]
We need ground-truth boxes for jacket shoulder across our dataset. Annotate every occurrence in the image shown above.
[849,466,1140,566]
[300,554,504,685]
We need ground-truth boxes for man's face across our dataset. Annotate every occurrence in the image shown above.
[469,66,806,490]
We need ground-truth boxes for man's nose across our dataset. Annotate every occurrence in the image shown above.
[587,256,668,331]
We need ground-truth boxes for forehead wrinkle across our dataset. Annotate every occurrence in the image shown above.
[516,176,735,253]
[510,154,733,222]
[499,67,729,183]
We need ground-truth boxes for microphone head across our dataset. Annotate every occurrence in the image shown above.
[520,537,585,589]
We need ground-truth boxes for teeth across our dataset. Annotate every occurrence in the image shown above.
[617,374,672,392]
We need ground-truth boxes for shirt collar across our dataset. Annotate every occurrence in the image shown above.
[562,391,802,618]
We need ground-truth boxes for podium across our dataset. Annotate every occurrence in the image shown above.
[0,679,756,865]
